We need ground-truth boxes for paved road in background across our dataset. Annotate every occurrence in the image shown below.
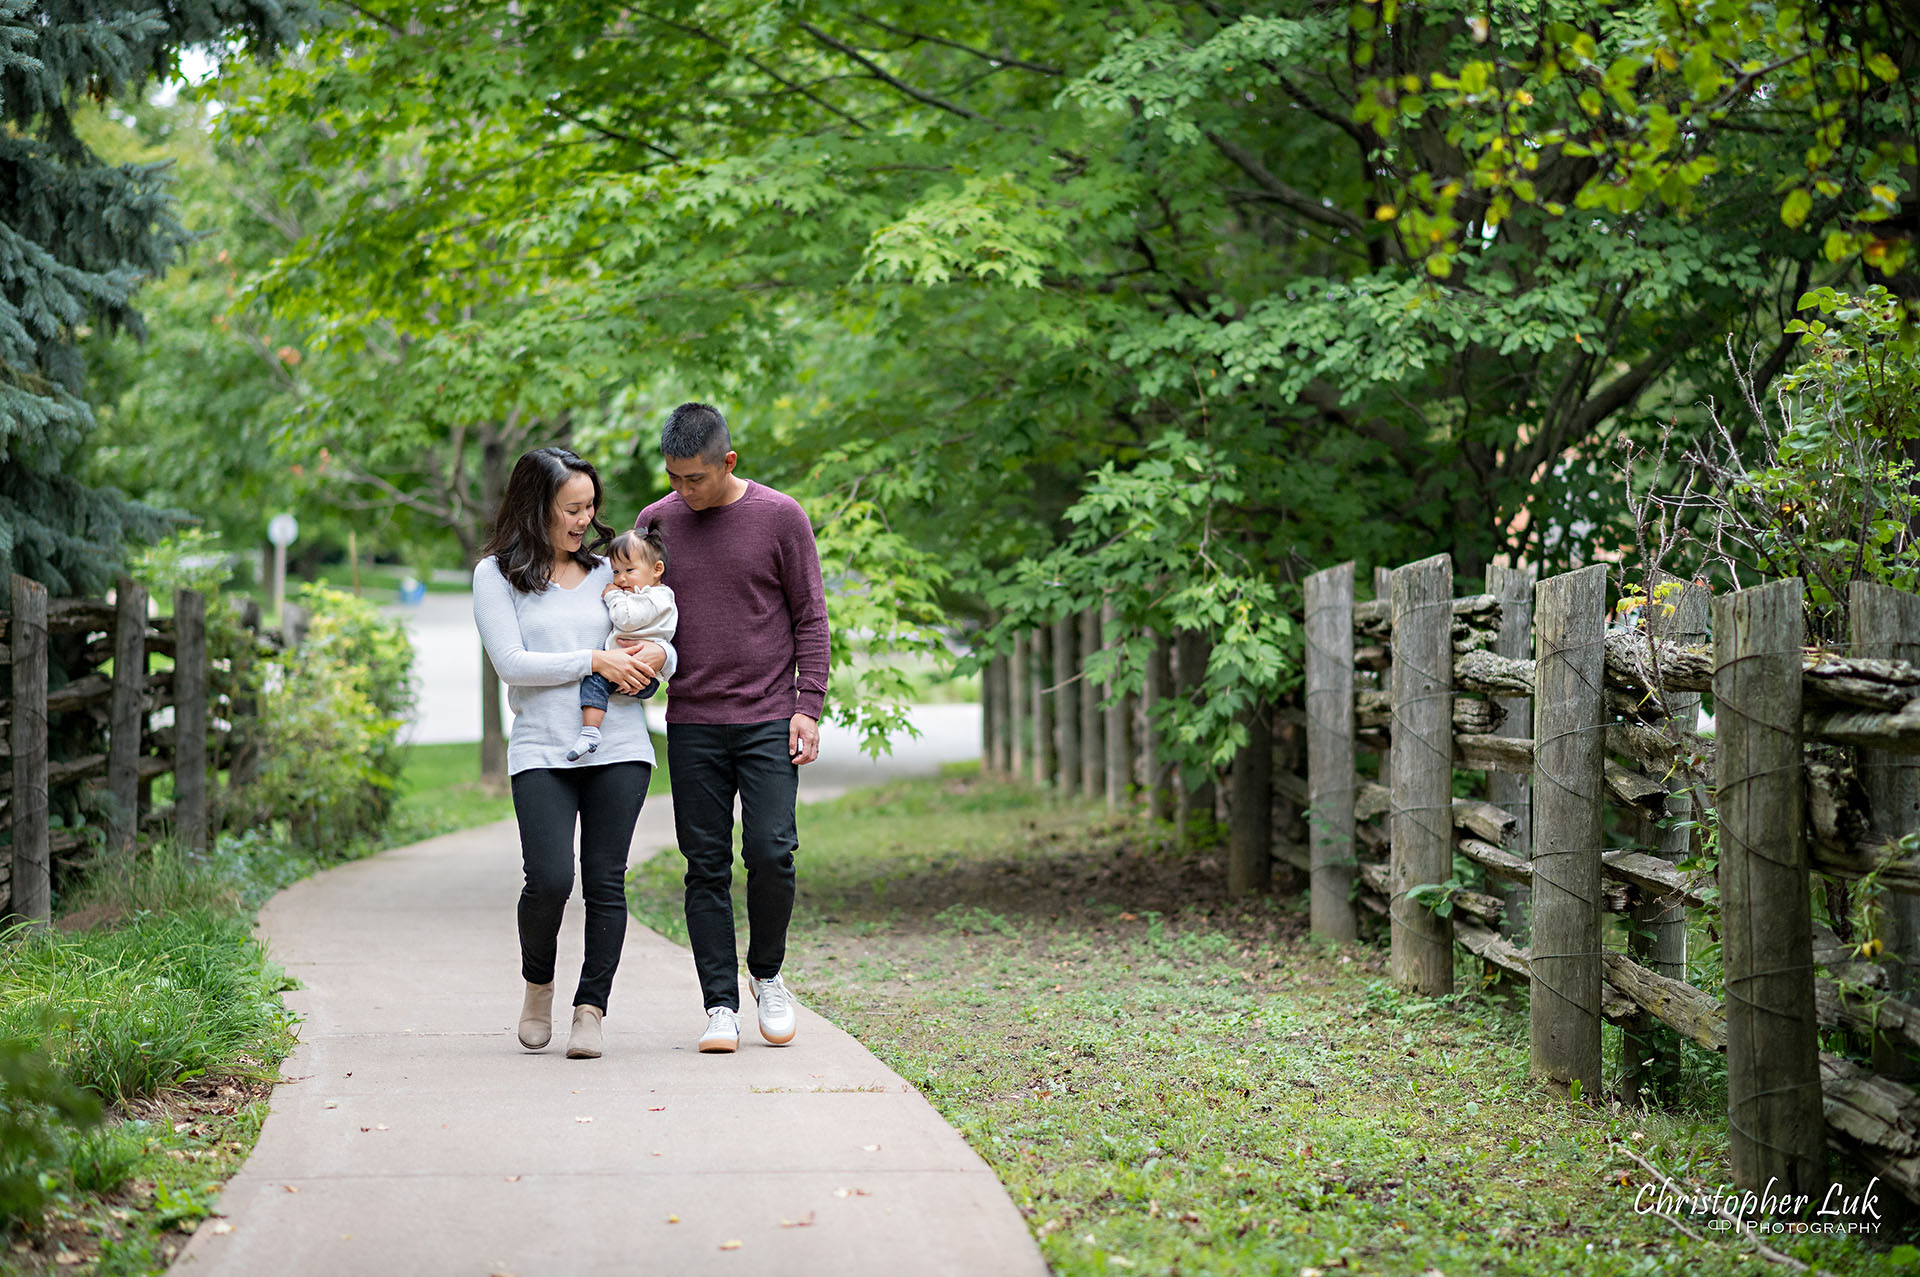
[382,591,980,797]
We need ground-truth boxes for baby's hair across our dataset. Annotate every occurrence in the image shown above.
[608,524,667,571]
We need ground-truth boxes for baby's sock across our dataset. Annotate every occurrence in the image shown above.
[566,725,602,761]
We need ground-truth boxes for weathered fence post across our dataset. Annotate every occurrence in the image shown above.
[1306,562,1357,942]
[1373,565,1394,793]
[1229,702,1273,897]
[1009,630,1029,778]
[1031,625,1053,788]
[1487,563,1535,945]
[9,575,50,922]
[1717,577,1825,1199]
[1175,630,1214,840]
[105,576,150,859]
[1390,554,1454,995]
[1142,636,1173,821]
[1530,564,1606,1097]
[1080,608,1103,797]
[1101,602,1131,809]
[1053,614,1080,795]
[1624,571,1710,1104]
[1854,581,1920,1079]
[174,588,209,852]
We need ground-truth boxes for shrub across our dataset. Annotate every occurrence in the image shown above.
[233,584,415,853]
[1625,284,1920,643]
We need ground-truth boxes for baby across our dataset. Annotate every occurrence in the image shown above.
[566,524,678,761]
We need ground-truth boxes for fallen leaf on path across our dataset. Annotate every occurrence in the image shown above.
[831,1188,871,1198]
[860,1144,881,1152]
[55,1253,83,1266]
[324,1102,337,1109]
[779,1213,816,1229]
[374,1124,389,1131]
[667,1215,680,1224]
[283,1185,299,1194]
[575,1117,593,1124]
[209,1223,234,1236]
[358,1127,369,1133]
[719,1240,742,1251]
[648,1105,666,1111]
[504,1176,521,1183]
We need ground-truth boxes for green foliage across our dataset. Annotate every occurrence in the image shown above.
[1351,0,1918,279]
[124,0,1874,769]
[0,0,313,595]
[1628,286,1920,641]
[0,1037,103,1234]
[231,585,414,852]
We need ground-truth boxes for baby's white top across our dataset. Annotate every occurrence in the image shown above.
[604,583,678,647]
[472,557,677,775]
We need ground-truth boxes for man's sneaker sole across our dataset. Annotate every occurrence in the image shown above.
[759,1020,795,1046]
[698,1036,738,1054]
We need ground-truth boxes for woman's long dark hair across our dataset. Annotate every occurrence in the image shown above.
[479,447,615,594]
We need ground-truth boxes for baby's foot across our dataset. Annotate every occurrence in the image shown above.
[566,726,602,761]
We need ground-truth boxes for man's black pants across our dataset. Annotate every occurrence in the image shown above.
[667,719,798,1012]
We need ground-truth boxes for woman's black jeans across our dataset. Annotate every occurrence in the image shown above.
[510,761,651,1012]
[666,720,798,1012]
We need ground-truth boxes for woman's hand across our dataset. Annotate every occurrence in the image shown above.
[591,644,657,696]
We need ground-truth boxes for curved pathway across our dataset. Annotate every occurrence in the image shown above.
[175,791,1043,1276]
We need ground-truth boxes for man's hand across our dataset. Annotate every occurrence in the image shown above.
[789,713,820,766]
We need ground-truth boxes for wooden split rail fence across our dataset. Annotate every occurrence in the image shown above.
[979,558,1920,1207]
[3,575,268,922]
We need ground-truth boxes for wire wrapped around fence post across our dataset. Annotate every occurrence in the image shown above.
[1717,577,1827,1200]
[1530,563,1607,1098]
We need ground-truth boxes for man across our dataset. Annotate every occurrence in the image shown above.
[636,402,829,1053]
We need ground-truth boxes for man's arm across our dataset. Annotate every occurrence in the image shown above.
[781,501,830,764]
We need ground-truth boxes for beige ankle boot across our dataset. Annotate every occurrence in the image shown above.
[566,1004,604,1059]
[518,982,555,1050]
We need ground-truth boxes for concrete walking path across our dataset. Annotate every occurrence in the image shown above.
[174,794,1047,1276]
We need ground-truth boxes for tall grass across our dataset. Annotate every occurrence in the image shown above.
[0,912,291,1107]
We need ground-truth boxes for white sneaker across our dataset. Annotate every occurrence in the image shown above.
[750,974,797,1046]
[698,1006,739,1054]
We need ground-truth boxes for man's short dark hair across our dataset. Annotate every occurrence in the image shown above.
[661,402,731,464]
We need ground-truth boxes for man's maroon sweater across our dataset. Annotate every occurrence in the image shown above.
[637,482,829,724]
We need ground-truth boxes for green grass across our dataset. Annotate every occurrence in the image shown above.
[627,768,1917,1275]
[1,840,302,1271]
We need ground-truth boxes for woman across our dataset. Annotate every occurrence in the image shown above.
[472,447,674,1060]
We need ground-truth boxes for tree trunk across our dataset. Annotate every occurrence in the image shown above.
[479,434,509,781]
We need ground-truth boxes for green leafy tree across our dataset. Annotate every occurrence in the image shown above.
[216,0,1876,764]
